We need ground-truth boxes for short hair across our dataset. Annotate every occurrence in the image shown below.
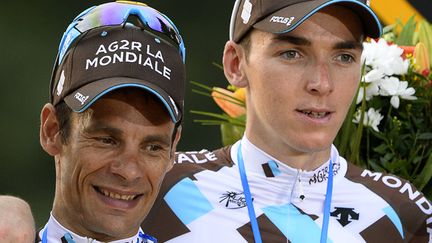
[55,101,73,144]
[238,31,252,60]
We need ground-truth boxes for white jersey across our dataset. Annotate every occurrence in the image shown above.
[143,138,432,242]
[36,213,156,243]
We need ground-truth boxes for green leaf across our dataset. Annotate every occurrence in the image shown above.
[191,110,246,129]
[190,81,214,92]
[221,123,245,146]
[373,143,388,155]
[368,159,386,173]
[382,24,395,35]
[413,153,432,190]
[370,129,389,141]
[190,110,231,121]
[191,80,246,107]
[395,15,417,46]
[418,20,432,68]
[418,133,432,140]
[212,62,223,70]
[412,156,423,165]
[191,89,214,98]
[192,119,226,125]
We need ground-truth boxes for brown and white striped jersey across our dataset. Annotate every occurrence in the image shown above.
[143,138,431,242]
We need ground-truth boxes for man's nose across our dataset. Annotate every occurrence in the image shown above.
[305,62,334,96]
[110,148,142,182]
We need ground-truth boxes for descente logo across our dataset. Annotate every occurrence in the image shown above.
[270,16,295,26]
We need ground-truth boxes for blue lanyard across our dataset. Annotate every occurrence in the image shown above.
[236,143,334,243]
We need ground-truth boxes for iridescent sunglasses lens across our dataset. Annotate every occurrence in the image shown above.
[58,1,185,64]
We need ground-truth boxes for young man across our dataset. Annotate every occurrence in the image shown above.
[36,1,185,242]
[142,0,432,242]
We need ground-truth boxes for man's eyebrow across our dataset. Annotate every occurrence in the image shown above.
[83,122,123,136]
[83,121,172,145]
[273,34,363,51]
[143,134,172,146]
[333,41,364,51]
[273,34,312,46]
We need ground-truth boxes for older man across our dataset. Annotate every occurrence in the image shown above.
[36,1,185,242]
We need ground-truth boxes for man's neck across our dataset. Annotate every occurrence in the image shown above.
[244,133,331,171]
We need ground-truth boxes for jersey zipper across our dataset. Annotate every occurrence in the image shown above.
[290,169,305,202]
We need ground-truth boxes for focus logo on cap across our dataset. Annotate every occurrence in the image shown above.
[269,16,295,26]
[241,0,253,24]
[74,92,90,105]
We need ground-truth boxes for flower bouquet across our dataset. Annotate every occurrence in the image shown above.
[191,17,432,198]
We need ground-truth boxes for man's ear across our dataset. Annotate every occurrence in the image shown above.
[223,40,248,88]
[168,126,182,171]
[40,103,62,156]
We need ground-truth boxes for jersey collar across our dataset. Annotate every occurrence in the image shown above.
[39,213,147,243]
[231,135,346,184]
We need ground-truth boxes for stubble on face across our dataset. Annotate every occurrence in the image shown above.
[52,89,176,240]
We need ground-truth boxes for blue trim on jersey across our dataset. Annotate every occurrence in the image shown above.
[42,228,48,243]
[262,203,333,243]
[62,233,75,243]
[383,206,404,239]
[164,177,214,225]
[268,160,281,177]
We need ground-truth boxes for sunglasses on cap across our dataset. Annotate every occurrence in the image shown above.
[57,1,186,65]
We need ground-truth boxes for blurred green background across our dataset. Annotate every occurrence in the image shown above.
[0,0,233,227]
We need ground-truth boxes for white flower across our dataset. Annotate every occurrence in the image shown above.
[362,39,410,76]
[364,69,384,83]
[379,77,417,108]
[356,69,383,104]
[353,108,384,132]
[357,82,380,104]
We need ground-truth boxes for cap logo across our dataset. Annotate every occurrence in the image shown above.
[241,0,252,24]
[269,16,295,26]
[74,92,89,105]
[56,70,66,96]
[86,39,172,80]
